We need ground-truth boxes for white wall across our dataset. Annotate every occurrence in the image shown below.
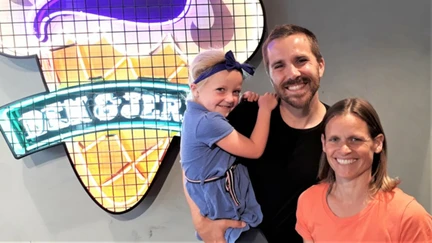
[0,0,430,241]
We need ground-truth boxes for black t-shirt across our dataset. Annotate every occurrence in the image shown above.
[227,101,327,243]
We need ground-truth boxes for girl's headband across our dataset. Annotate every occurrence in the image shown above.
[193,50,255,84]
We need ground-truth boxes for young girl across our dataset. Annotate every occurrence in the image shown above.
[180,49,277,243]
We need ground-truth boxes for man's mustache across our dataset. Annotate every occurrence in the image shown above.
[281,76,310,87]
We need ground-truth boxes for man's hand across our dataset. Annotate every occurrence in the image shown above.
[183,171,246,243]
[241,91,260,102]
[194,215,246,243]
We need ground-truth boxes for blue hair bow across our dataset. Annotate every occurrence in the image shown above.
[193,50,255,84]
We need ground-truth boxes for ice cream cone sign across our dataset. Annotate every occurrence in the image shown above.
[0,0,265,213]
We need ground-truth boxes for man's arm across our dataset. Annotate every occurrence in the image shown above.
[182,171,246,243]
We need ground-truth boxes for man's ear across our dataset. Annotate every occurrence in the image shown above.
[268,78,275,89]
[318,57,325,78]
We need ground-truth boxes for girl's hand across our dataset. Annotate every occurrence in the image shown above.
[241,91,260,102]
[258,92,278,111]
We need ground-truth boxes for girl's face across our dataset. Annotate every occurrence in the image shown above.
[191,70,243,117]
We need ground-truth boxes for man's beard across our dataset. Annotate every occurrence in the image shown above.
[274,76,320,109]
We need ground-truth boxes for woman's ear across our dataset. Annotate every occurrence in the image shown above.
[321,134,326,153]
[373,134,384,153]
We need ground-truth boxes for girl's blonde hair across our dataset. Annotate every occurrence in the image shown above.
[188,49,226,87]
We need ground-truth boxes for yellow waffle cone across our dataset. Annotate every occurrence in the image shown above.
[67,129,176,212]
[50,36,187,213]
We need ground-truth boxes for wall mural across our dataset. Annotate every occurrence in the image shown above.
[0,0,265,213]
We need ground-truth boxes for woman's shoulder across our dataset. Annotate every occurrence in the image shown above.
[389,189,432,232]
[299,183,329,202]
[381,188,429,217]
[380,187,415,207]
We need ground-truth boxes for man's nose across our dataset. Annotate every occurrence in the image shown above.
[286,64,301,80]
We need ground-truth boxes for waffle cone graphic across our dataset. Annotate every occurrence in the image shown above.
[46,35,188,213]
[68,129,174,212]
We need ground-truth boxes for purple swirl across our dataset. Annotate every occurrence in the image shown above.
[34,0,190,42]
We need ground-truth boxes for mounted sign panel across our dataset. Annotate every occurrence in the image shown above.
[0,0,265,213]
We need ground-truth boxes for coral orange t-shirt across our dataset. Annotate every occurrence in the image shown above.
[295,183,432,242]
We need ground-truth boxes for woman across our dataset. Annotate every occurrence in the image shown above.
[296,98,432,242]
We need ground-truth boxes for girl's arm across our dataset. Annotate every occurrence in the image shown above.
[216,93,277,158]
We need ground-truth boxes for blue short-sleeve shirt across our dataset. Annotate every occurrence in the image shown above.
[181,101,236,181]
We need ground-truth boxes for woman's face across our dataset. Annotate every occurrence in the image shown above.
[321,113,384,183]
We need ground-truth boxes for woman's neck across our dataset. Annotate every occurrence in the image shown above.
[326,173,375,218]
[331,173,372,204]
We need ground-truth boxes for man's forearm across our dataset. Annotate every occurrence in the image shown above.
[182,171,203,226]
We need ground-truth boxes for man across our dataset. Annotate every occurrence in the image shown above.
[183,24,328,242]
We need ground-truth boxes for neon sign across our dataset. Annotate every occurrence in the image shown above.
[0,0,265,213]
[1,80,188,156]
